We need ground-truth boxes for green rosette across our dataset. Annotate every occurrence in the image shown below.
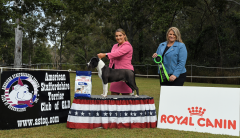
[154,55,169,82]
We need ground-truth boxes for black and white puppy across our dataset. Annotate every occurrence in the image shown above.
[87,57,139,97]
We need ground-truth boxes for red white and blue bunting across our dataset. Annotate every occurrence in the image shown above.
[67,96,157,129]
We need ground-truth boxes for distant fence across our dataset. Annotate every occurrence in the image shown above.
[1,63,240,84]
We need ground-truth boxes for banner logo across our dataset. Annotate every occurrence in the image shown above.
[160,106,236,130]
[1,73,40,112]
[188,107,206,116]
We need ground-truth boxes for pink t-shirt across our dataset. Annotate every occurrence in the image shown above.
[107,41,134,71]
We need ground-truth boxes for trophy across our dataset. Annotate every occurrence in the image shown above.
[154,55,169,83]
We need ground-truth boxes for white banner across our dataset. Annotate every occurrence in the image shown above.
[157,86,240,136]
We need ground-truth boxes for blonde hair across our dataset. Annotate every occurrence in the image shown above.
[115,28,128,41]
[166,27,183,43]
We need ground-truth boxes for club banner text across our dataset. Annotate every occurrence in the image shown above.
[0,71,71,129]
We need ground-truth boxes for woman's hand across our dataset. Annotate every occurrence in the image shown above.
[97,53,106,59]
[169,75,177,82]
[152,53,158,58]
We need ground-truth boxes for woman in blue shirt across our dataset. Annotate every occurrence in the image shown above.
[152,27,187,86]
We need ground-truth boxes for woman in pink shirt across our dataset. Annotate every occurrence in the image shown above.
[97,28,134,95]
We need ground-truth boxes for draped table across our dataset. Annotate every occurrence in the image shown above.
[67,95,157,129]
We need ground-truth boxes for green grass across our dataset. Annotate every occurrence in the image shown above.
[0,73,239,138]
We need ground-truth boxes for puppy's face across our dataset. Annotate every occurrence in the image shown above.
[87,57,99,69]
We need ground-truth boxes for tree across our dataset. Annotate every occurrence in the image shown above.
[97,0,195,62]
[22,13,45,66]
[0,1,15,65]
[32,38,52,64]
[64,13,113,64]
[176,0,240,66]
[7,0,65,67]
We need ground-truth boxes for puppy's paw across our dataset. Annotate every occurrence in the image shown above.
[135,95,139,97]
[101,94,107,97]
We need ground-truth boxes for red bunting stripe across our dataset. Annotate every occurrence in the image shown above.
[67,121,157,129]
[73,99,155,105]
